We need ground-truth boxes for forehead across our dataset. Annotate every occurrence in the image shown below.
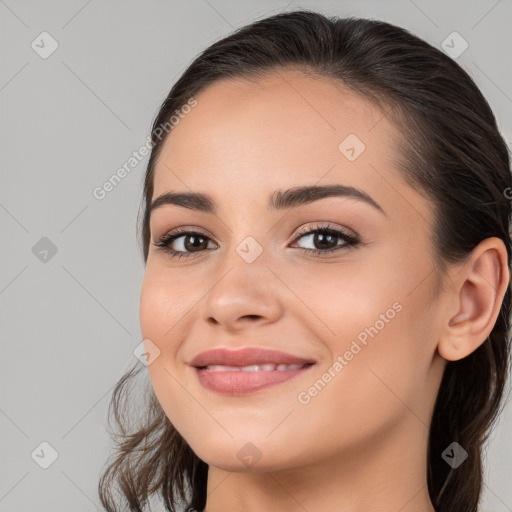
[156,70,390,168]
[151,70,421,219]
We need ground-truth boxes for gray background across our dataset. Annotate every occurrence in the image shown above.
[1,1,511,511]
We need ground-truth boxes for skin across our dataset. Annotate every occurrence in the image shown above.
[139,69,510,512]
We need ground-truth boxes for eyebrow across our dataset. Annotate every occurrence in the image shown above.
[150,184,386,216]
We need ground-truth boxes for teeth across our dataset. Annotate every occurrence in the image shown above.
[206,365,241,372]
[277,364,302,371]
[204,363,306,371]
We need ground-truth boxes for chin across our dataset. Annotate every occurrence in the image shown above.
[184,433,298,473]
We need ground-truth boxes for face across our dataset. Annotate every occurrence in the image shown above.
[140,70,448,472]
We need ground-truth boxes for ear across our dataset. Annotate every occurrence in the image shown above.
[438,237,510,361]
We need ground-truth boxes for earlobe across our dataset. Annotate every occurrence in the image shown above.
[437,237,510,362]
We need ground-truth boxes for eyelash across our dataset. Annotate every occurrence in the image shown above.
[153,223,360,259]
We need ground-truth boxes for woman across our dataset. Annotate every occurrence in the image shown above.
[98,9,512,512]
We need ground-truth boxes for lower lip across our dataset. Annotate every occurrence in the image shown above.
[193,365,314,395]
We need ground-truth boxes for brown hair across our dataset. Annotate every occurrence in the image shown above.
[98,9,512,512]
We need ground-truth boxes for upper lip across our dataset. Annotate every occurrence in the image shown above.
[189,347,316,368]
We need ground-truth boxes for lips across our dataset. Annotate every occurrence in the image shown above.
[189,347,316,369]
[189,347,316,395]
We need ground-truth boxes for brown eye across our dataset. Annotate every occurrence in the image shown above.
[179,233,210,252]
[291,223,360,256]
[153,230,217,258]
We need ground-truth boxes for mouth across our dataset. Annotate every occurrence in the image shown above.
[189,347,316,395]
[197,362,313,371]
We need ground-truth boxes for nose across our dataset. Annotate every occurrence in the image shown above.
[201,260,284,333]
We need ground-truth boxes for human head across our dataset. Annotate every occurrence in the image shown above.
[99,10,511,512]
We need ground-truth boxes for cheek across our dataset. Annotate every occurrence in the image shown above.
[284,257,403,347]
[139,266,196,343]
[293,256,436,412]
[139,271,200,435]
[287,301,433,464]
[138,263,211,358]
[139,270,191,380]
